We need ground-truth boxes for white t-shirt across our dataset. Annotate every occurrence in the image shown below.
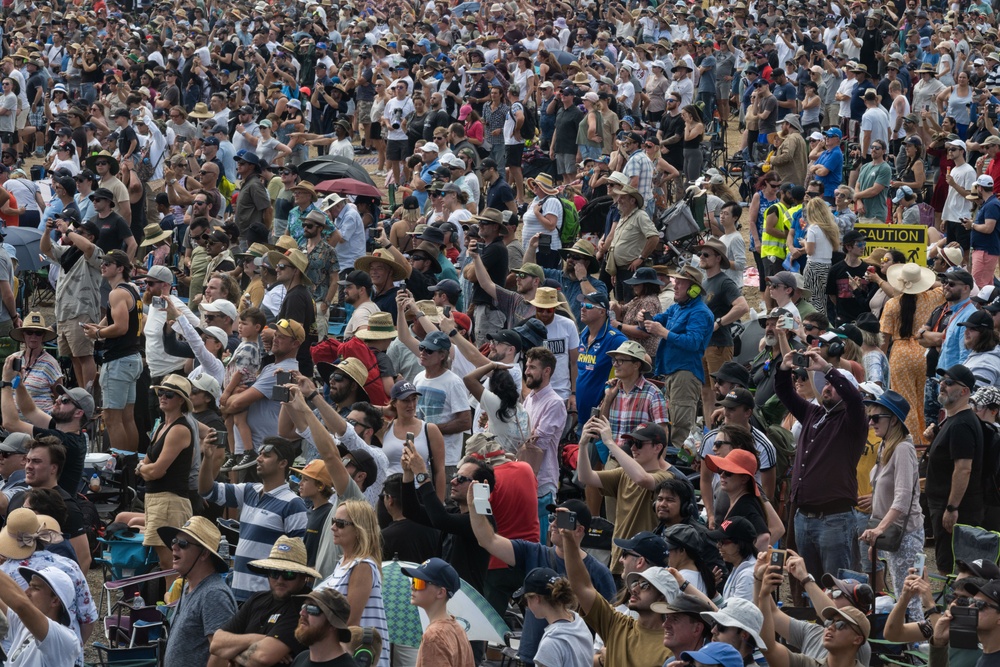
[942,162,977,223]
[414,369,470,466]
[836,78,857,119]
[504,102,525,146]
[478,387,531,454]
[5,612,82,667]
[522,196,563,252]
[382,96,415,142]
[806,224,835,264]
[860,106,890,155]
[543,315,580,400]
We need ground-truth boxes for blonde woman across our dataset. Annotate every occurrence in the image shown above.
[859,391,923,619]
[318,499,391,667]
[802,197,841,313]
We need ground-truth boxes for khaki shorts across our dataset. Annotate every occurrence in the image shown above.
[57,314,95,357]
[15,109,27,131]
[143,492,193,547]
[703,345,735,388]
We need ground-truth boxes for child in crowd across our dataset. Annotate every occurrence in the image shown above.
[221,307,265,471]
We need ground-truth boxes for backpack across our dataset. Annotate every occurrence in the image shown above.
[545,196,580,247]
[752,405,796,483]
[510,102,537,144]
[310,336,390,406]
[578,195,613,236]
[981,420,1000,507]
[76,493,106,558]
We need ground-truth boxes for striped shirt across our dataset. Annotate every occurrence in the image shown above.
[204,481,307,601]
[316,558,390,667]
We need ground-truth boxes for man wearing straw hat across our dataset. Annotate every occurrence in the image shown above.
[159,516,238,667]
[342,270,379,340]
[209,536,321,667]
[268,247,317,376]
[526,287,580,404]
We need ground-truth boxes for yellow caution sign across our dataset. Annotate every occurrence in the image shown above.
[855,223,927,266]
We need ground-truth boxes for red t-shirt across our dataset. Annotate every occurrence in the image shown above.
[1,189,18,228]
[488,461,541,569]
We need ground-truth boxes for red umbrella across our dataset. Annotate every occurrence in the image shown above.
[315,178,384,199]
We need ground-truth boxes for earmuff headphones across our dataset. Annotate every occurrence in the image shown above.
[826,339,845,358]
[687,284,702,299]
[353,627,377,667]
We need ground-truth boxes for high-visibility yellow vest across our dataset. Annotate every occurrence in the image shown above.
[760,201,799,259]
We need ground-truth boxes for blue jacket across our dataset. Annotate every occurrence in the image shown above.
[652,296,715,380]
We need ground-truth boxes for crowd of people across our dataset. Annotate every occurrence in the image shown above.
[3,0,1000,666]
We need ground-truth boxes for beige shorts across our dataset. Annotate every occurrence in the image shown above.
[143,492,193,547]
[57,314,95,357]
[703,345,734,387]
[15,109,27,131]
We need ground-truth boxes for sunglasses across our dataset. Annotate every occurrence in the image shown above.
[171,537,195,549]
[95,161,110,166]
[411,578,429,591]
[331,518,355,528]
[301,603,324,616]
[268,570,302,580]
[868,413,892,422]
[302,224,318,230]
[157,390,178,400]
[418,345,443,353]
[581,303,603,310]
[713,440,733,447]
[276,263,290,270]
[346,417,372,430]
[56,395,83,410]
[629,579,653,592]
[823,619,853,631]
[452,474,474,484]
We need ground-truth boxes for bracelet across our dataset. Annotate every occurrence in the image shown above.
[679,580,690,592]
[305,391,319,404]
[923,605,941,617]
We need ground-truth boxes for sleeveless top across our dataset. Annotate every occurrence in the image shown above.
[146,418,194,495]
[947,86,973,125]
[381,421,430,476]
[102,283,141,362]
[319,558,391,667]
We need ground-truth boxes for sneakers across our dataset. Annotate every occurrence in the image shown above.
[219,453,237,473]
[231,451,258,471]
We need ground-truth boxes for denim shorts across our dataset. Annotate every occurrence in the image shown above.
[100,353,143,409]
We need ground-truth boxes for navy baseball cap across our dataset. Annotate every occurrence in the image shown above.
[401,558,460,597]
[613,531,669,567]
[420,330,451,352]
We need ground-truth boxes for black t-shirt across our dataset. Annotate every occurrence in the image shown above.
[825,260,869,325]
[405,270,434,303]
[291,652,359,667]
[926,409,984,508]
[553,105,584,154]
[704,272,741,347]
[277,283,316,376]
[25,73,45,112]
[422,108,452,142]
[117,124,139,157]
[94,212,134,253]
[194,408,226,438]
[34,423,86,496]
[473,238,508,305]
[486,177,515,211]
[725,493,768,538]
[221,589,306,657]
[305,502,333,566]
[8,486,85,536]
[382,517,440,563]
[662,113,685,166]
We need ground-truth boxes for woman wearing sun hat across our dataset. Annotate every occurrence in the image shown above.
[140,373,196,576]
[704,449,770,549]
[9,312,60,413]
[522,173,563,268]
[880,263,944,444]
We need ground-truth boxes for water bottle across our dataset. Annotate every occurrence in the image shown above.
[219,535,230,562]
[89,474,101,492]
[132,592,144,610]
[103,455,116,473]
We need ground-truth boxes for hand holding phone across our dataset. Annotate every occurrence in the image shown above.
[472,482,492,515]
[769,548,787,571]
[556,511,577,530]
[792,352,809,368]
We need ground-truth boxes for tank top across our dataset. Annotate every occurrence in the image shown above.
[381,421,430,476]
[683,131,703,149]
[319,559,390,667]
[576,111,602,151]
[146,418,194,495]
[102,283,141,362]
[947,86,973,125]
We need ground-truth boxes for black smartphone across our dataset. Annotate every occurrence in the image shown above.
[555,511,577,530]
[215,429,228,447]
[443,306,452,318]
[276,370,292,386]
[951,606,980,649]
[538,235,551,251]
[590,407,601,420]
[769,548,787,571]
[11,358,21,372]
[271,385,291,402]
[792,352,809,368]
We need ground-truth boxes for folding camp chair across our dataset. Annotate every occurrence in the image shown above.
[90,641,159,667]
[103,599,169,648]
[98,568,177,637]
[931,524,1000,599]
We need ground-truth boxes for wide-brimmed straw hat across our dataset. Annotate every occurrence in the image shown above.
[559,238,599,273]
[355,249,408,281]
[528,287,561,309]
[355,312,398,341]
[526,172,559,195]
[289,181,319,201]
[885,263,936,295]
[11,311,56,342]
[188,102,213,119]
[247,535,323,579]
[85,150,119,174]
[668,264,704,288]
[139,222,172,248]
[0,509,50,559]
[156,516,228,572]
[151,373,194,411]
[607,340,652,374]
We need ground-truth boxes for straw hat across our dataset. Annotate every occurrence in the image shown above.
[607,340,652,374]
[885,263,936,295]
[289,181,319,201]
[526,172,559,196]
[156,516,228,572]
[265,248,314,286]
[355,248,408,281]
[413,300,443,324]
[330,358,370,397]
[85,150,119,174]
[139,222,172,247]
[355,312,398,340]
[273,235,298,252]
[528,286,561,309]
[152,373,194,411]
[189,102,213,119]
[862,247,890,265]
[559,238,599,273]
[571,72,590,85]
[11,311,56,343]
[247,535,323,579]
[0,509,48,559]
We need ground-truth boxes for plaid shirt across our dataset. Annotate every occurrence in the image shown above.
[301,238,339,301]
[623,149,654,205]
[609,376,669,444]
[483,101,509,148]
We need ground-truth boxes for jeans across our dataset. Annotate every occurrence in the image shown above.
[81,82,96,105]
[489,142,507,167]
[579,144,601,160]
[793,509,857,580]
[537,492,554,544]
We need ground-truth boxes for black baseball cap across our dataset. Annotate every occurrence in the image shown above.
[937,364,978,390]
[579,291,610,309]
[338,269,374,291]
[706,516,758,543]
[624,423,667,446]
[544,498,592,529]
[612,531,669,567]
[487,329,523,352]
[718,387,754,409]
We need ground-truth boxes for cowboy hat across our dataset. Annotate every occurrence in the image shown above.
[571,72,590,85]
[559,238,600,273]
[289,181,319,201]
[355,312,398,341]
[85,150,119,175]
[885,262,936,295]
[409,242,442,274]
[699,238,731,269]
[668,263,704,287]
[11,311,56,343]
[526,172,559,196]
[156,516,229,572]
[266,248,314,286]
[247,535,323,579]
[151,373,195,411]
[527,286,561,309]
[611,184,644,209]
[355,248,408,281]
[139,222,173,247]
[188,102,213,119]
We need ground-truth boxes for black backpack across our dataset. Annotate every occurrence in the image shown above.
[511,102,537,144]
[981,420,1000,507]
[76,493,106,558]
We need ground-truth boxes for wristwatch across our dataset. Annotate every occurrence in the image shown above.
[448,329,458,337]
[415,472,430,486]
[0,381,12,389]
[802,574,816,585]
[946,505,959,513]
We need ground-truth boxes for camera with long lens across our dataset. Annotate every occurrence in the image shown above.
[390,108,403,130]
